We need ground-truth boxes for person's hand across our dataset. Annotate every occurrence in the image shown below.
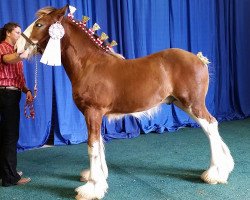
[26,91,33,103]
[19,49,30,59]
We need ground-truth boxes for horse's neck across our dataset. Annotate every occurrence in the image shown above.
[60,19,106,83]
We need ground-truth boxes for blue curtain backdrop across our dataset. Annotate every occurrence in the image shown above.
[0,0,249,150]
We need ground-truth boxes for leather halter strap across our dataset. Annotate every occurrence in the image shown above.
[21,33,43,53]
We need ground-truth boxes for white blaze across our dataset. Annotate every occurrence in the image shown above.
[15,21,37,55]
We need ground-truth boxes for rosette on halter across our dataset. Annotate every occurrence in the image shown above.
[40,22,65,66]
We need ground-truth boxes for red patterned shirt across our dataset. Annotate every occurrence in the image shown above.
[0,41,26,89]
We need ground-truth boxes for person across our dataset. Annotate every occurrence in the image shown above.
[0,22,33,186]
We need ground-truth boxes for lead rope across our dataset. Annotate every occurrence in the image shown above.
[24,54,38,119]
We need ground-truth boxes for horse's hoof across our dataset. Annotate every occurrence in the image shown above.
[75,180,108,200]
[75,194,90,200]
[201,167,229,184]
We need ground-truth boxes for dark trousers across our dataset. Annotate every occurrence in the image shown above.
[0,89,21,186]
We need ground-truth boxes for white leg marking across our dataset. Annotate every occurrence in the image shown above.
[80,137,108,182]
[198,118,234,184]
[99,136,108,179]
[80,169,90,182]
[76,142,108,200]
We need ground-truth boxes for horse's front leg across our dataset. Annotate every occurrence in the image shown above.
[80,136,108,182]
[76,109,108,200]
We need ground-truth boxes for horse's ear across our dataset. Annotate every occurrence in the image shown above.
[55,4,68,18]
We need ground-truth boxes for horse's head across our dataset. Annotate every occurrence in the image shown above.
[16,5,68,57]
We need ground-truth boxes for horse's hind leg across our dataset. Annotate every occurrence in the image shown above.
[173,101,234,184]
[76,109,108,200]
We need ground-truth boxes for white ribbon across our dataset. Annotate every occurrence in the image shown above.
[69,5,76,15]
[40,22,65,66]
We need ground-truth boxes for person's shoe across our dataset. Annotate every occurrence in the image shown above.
[16,177,31,185]
[17,171,23,177]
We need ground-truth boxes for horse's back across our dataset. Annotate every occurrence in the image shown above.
[127,48,209,91]
[104,48,209,113]
[150,48,207,70]
[125,48,208,75]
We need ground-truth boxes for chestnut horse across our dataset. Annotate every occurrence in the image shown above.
[16,5,234,200]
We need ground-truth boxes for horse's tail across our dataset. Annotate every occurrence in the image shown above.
[197,52,210,66]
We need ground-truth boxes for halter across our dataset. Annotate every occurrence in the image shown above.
[21,32,43,54]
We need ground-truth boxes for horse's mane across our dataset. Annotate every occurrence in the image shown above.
[35,6,125,59]
[36,7,56,18]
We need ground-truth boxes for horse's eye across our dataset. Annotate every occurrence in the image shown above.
[35,23,43,28]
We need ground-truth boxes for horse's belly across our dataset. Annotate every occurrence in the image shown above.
[107,104,162,121]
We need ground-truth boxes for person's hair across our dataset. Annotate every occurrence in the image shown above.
[0,22,20,42]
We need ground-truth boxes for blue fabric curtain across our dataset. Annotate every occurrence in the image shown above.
[0,0,249,150]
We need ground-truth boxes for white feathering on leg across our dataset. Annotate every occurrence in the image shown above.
[76,142,108,199]
[99,136,108,179]
[198,119,234,184]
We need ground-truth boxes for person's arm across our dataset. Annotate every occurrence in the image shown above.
[22,85,33,103]
[2,50,29,64]
[22,85,31,94]
[2,52,22,63]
